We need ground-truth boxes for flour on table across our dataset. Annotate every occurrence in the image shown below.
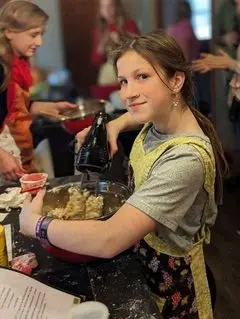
[0,187,28,211]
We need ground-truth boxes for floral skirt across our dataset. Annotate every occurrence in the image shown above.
[134,240,199,319]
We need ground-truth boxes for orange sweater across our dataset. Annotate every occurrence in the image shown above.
[0,65,36,173]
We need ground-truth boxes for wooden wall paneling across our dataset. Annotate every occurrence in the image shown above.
[59,0,98,95]
[154,0,163,29]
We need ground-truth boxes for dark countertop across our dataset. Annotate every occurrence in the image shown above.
[1,176,162,319]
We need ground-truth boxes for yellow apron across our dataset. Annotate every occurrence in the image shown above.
[130,124,215,319]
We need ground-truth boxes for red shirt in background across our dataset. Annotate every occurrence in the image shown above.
[91,19,139,67]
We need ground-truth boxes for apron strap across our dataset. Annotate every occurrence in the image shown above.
[190,240,213,319]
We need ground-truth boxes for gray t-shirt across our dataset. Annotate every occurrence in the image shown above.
[127,126,218,252]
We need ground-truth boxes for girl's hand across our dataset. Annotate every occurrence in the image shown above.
[0,148,24,181]
[19,189,46,238]
[192,50,235,73]
[50,101,77,114]
[192,54,212,73]
[31,101,77,116]
[76,120,120,157]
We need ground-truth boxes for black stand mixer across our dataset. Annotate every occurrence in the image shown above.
[75,111,111,174]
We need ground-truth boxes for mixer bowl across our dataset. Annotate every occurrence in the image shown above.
[41,179,131,263]
[39,99,108,134]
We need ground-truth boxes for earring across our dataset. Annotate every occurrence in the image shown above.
[172,94,179,107]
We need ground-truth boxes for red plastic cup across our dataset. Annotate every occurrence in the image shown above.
[20,173,48,194]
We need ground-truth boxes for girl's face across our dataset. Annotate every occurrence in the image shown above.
[99,0,117,23]
[5,25,45,58]
[117,50,175,125]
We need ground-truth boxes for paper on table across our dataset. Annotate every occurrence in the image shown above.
[0,267,80,319]
[0,213,8,222]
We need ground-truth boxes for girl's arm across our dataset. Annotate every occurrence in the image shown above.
[19,192,157,259]
[76,111,142,157]
[91,28,107,67]
[47,203,156,258]
[113,111,142,132]
[192,49,237,73]
[30,101,76,116]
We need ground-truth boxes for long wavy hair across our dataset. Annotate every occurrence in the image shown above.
[97,0,126,35]
[111,30,228,204]
[0,0,48,90]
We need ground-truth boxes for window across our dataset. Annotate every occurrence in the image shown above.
[188,0,212,40]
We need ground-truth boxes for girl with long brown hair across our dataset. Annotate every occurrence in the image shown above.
[20,30,227,318]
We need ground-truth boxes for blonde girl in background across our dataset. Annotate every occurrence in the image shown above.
[0,0,76,183]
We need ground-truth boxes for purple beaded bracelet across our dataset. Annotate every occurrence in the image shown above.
[35,216,47,240]
[35,216,53,246]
